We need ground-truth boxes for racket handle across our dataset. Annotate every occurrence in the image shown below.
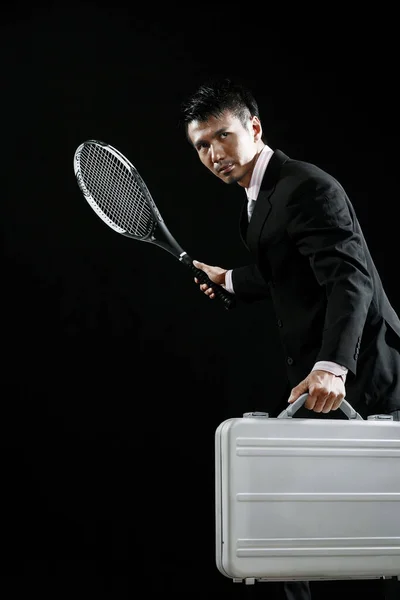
[180,254,236,310]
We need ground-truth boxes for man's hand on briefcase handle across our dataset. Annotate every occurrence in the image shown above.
[288,370,345,413]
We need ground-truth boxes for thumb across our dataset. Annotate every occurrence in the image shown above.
[288,380,309,403]
[193,260,207,272]
[192,260,208,284]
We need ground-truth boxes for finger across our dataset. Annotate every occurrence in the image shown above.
[321,393,337,413]
[314,391,337,413]
[288,384,308,404]
[202,287,214,299]
[306,393,329,412]
[193,260,209,279]
[331,395,345,411]
[313,396,330,413]
[304,394,317,410]
[200,284,214,296]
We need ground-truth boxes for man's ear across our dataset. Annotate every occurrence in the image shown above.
[252,115,262,142]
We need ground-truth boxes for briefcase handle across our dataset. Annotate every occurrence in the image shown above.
[277,393,364,420]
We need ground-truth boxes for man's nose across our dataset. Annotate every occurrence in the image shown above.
[211,143,224,163]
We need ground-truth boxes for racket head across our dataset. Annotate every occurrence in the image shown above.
[73,140,162,240]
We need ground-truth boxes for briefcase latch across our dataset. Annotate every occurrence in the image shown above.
[243,411,269,418]
[367,414,394,420]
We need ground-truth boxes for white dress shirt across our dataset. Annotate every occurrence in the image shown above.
[224,145,348,382]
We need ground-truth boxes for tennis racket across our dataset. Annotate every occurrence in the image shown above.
[73,140,235,310]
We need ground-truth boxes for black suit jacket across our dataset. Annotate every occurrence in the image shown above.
[232,150,400,416]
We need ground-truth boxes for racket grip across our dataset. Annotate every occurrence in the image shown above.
[181,255,236,310]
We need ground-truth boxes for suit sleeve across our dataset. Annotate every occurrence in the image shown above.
[287,177,374,375]
[231,263,271,303]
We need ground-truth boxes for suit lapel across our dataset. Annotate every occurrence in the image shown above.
[240,150,290,254]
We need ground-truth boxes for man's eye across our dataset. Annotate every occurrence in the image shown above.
[220,132,228,138]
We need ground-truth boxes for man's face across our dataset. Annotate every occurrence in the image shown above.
[187,110,262,189]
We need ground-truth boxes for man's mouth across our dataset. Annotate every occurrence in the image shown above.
[218,163,234,175]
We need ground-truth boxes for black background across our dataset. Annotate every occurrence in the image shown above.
[2,3,399,597]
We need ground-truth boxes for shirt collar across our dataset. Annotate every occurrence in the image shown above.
[246,144,274,201]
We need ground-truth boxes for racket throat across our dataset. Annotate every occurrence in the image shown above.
[179,252,193,267]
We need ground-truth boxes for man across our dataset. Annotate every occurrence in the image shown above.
[179,78,400,600]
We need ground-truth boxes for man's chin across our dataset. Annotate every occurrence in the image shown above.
[222,174,240,185]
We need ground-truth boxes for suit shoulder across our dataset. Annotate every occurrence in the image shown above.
[280,156,343,195]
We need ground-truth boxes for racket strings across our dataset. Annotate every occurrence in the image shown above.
[78,144,153,238]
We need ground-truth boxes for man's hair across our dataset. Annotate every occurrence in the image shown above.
[180,77,261,135]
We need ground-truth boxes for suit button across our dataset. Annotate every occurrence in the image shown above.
[277,319,283,327]
[287,357,294,365]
